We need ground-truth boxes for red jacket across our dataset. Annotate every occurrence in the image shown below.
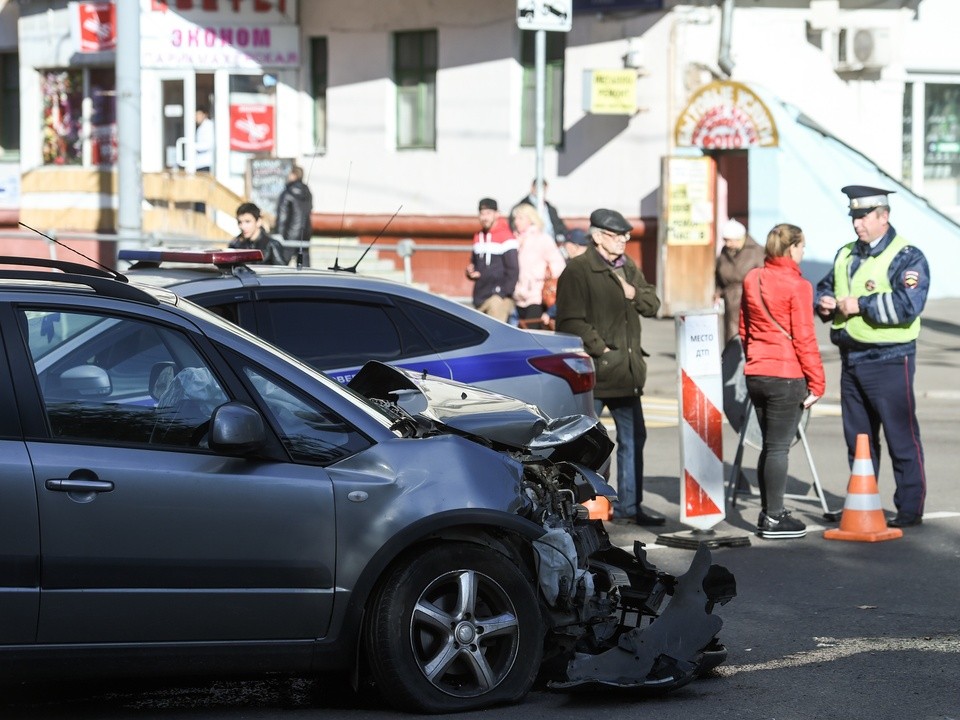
[739,256,825,396]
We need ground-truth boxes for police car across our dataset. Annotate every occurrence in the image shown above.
[118,249,596,419]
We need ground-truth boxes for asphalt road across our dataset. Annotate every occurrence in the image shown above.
[4,299,960,719]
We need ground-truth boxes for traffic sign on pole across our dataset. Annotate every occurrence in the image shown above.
[517,0,572,33]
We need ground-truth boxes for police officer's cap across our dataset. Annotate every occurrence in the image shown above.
[841,185,894,217]
[589,208,632,234]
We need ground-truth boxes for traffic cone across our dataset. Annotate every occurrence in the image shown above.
[824,434,903,542]
[583,495,613,521]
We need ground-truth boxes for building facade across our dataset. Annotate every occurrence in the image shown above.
[0,0,957,300]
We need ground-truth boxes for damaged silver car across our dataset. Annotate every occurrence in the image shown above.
[348,362,736,710]
[0,256,735,714]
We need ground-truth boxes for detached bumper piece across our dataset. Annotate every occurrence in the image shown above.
[550,544,736,692]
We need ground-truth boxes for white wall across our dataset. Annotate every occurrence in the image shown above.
[295,1,958,224]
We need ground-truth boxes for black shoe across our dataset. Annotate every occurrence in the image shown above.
[757,510,807,539]
[635,508,666,526]
[887,512,923,528]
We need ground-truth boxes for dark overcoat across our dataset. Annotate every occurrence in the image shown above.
[555,246,660,399]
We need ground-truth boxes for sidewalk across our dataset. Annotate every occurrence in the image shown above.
[639,296,960,405]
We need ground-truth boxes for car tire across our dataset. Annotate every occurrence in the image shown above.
[364,542,544,713]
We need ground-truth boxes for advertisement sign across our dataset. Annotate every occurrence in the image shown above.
[229,103,275,152]
[664,156,714,246]
[583,69,637,115]
[675,81,779,150]
[71,1,117,53]
[141,13,300,69]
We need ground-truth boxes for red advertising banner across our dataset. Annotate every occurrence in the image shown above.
[77,2,117,53]
[229,103,275,152]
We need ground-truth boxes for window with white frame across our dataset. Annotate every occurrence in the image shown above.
[903,80,960,218]
[310,37,328,153]
[0,52,19,157]
[394,29,437,150]
[520,30,564,148]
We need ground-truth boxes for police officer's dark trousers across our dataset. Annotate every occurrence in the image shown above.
[840,353,926,516]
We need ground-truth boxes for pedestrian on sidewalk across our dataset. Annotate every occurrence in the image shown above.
[275,164,313,267]
[555,208,664,526]
[511,203,566,330]
[715,218,765,346]
[466,198,519,323]
[230,202,285,265]
[815,185,929,529]
[740,223,825,539]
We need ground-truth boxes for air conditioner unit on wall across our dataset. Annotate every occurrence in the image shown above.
[835,27,892,71]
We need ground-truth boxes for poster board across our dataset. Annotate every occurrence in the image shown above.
[656,155,717,315]
[245,157,294,220]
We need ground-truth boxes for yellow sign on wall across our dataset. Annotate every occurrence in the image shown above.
[664,156,715,246]
[583,69,638,115]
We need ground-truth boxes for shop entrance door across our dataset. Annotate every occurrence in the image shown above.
[160,72,196,172]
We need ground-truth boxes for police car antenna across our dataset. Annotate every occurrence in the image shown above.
[334,205,403,274]
[17,222,128,282]
[329,162,353,272]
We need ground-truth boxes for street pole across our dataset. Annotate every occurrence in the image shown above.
[116,0,142,240]
[535,27,545,217]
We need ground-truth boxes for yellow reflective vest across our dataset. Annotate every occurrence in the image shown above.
[831,235,921,344]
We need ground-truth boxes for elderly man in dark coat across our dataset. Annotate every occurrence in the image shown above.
[555,208,663,525]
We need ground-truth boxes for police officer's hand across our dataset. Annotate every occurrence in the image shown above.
[837,296,860,316]
[817,294,837,318]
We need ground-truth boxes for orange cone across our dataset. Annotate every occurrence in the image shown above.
[583,495,613,521]
[824,434,903,542]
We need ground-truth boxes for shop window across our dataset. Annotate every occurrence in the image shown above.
[89,68,117,166]
[904,81,960,216]
[520,31,565,148]
[902,82,913,186]
[923,84,960,182]
[228,74,277,178]
[0,53,19,157]
[394,29,437,150]
[310,37,328,153]
[41,70,83,166]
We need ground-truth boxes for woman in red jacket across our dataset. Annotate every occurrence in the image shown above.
[740,224,826,539]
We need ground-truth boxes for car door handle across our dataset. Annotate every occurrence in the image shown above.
[45,478,115,493]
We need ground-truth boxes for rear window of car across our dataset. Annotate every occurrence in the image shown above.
[259,298,434,370]
[396,298,488,353]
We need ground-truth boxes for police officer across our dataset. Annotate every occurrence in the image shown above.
[815,185,929,528]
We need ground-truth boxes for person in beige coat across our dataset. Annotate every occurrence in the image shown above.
[715,218,765,345]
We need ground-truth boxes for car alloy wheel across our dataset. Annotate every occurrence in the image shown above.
[365,542,543,713]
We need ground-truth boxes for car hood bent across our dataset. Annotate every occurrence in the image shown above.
[348,361,613,470]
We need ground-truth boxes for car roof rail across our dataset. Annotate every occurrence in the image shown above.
[0,256,159,305]
[0,255,126,280]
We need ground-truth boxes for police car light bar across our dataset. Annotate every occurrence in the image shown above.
[119,249,264,265]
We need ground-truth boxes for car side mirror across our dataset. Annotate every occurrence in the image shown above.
[59,365,112,398]
[208,402,267,455]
